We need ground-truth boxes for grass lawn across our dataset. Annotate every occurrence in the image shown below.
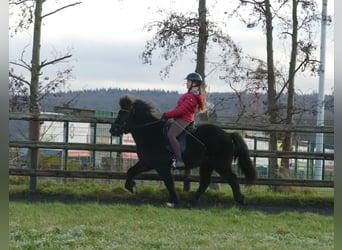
[9,179,334,249]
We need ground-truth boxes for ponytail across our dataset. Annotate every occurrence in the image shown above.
[198,86,207,113]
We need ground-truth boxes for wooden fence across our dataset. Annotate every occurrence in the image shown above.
[9,112,334,189]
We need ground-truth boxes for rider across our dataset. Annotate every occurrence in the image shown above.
[161,72,207,168]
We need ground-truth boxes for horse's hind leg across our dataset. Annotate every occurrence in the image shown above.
[191,162,213,206]
[215,166,247,205]
[125,161,148,193]
[228,174,247,205]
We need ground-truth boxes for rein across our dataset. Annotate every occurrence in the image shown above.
[131,120,162,129]
[120,108,205,148]
[120,108,162,129]
[173,121,206,148]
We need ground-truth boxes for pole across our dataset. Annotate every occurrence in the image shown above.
[314,0,328,180]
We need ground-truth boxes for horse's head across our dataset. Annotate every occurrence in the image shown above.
[110,95,134,136]
[110,94,161,136]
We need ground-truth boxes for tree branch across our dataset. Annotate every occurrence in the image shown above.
[40,55,72,69]
[9,0,31,5]
[9,60,31,71]
[9,71,31,86]
[42,2,82,19]
[275,81,288,102]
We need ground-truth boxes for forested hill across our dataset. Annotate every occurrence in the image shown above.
[40,88,334,124]
[40,88,256,119]
[10,88,333,141]
[40,88,182,113]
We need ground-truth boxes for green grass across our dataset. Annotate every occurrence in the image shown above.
[9,178,334,249]
[10,202,333,250]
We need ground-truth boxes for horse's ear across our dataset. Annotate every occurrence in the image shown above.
[119,95,134,110]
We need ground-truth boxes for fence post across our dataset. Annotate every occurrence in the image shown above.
[183,169,191,192]
[63,121,69,170]
[91,122,96,170]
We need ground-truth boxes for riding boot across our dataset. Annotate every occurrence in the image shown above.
[175,157,185,168]
[171,156,184,168]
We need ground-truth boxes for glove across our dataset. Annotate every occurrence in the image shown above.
[161,113,168,121]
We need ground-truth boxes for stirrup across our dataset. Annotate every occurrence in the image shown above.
[171,157,184,168]
[175,159,185,167]
[171,157,177,169]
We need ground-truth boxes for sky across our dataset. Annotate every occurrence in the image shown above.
[9,0,334,94]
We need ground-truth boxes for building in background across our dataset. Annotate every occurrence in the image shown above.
[39,107,120,170]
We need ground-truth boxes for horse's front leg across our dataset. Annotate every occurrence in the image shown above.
[155,167,179,206]
[125,161,149,193]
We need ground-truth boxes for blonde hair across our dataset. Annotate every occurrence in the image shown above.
[198,86,207,113]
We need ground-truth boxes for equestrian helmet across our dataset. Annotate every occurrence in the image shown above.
[185,72,203,84]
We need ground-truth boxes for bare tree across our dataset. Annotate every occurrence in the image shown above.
[276,0,322,169]
[142,0,241,191]
[227,0,324,177]
[9,0,82,190]
[264,0,279,177]
[141,0,241,91]
[9,0,81,112]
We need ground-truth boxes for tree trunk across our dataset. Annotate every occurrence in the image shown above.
[265,0,278,178]
[282,0,298,169]
[196,0,209,123]
[29,0,43,190]
[184,0,213,191]
[195,0,208,87]
[197,0,221,190]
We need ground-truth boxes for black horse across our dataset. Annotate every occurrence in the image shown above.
[110,95,257,207]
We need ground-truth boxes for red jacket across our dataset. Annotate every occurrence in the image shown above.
[165,90,204,122]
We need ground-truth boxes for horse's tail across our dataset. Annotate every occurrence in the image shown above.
[231,132,257,184]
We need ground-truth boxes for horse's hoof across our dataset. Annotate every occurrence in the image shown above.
[190,200,198,207]
[124,184,133,193]
[164,202,176,208]
[236,199,248,206]
[125,181,136,193]
[185,202,194,209]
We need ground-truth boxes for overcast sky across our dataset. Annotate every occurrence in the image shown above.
[9,0,334,94]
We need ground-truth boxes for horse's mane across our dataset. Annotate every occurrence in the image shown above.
[119,95,160,118]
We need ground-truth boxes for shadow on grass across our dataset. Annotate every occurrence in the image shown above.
[9,189,334,216]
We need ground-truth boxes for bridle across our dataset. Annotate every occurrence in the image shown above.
[113,108,162,135]
[114,109,130,134]
[113,107,206,149]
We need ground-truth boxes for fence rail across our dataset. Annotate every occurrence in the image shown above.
[9,112,334,133]
[9,141,334,160]
[9,112,334,189]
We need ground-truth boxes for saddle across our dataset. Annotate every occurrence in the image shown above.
[163,121,196,154]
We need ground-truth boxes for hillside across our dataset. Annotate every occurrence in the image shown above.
[9,88,334,142]
[39,88,334,123]
[40,88,181,113]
